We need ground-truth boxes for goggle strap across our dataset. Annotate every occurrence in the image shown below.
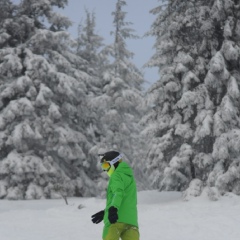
[109,154,123,166]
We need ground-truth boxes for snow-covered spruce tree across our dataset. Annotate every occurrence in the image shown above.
[76,9,105,145]
[75,10,111,194]
[0,0,98,200]
[76,10,104,74]
[143,0,240,198]
[88,0,149,190]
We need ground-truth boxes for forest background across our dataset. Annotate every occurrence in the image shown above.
[0,0,240,202]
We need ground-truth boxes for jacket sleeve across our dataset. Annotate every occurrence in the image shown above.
[110,173,125,209]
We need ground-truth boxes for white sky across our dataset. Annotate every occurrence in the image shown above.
[57,0,159,89]
[11,0,160,89]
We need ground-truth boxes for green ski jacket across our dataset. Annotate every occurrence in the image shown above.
[102,161,138,238]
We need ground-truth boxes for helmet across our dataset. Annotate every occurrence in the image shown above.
[99,151,123,177]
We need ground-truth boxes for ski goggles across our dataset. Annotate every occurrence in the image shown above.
[100,154,123,171]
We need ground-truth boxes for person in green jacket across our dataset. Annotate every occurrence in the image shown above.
[91,151,139,240]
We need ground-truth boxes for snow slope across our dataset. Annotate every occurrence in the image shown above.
[0,190,240,240]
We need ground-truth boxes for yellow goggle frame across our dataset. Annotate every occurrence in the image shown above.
[101,161,111,171]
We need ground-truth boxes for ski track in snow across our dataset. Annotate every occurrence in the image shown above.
[0,190,240,240]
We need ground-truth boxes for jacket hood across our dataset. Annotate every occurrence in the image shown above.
[115,161,133,177]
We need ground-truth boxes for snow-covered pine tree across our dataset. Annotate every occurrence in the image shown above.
[0,0,98,200]
[76,10,104,74]
[76,9,105,144]
[88,0,149,190]
[75,9,111,193]
[143,0,240,198]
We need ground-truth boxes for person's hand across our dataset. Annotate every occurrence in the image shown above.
[108,206,118,224]
[91,210,104,224]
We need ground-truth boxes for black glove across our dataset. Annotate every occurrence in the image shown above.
[91,210,104,224]
[108,206,118,224]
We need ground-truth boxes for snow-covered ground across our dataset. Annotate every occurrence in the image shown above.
[0,190,240,240]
